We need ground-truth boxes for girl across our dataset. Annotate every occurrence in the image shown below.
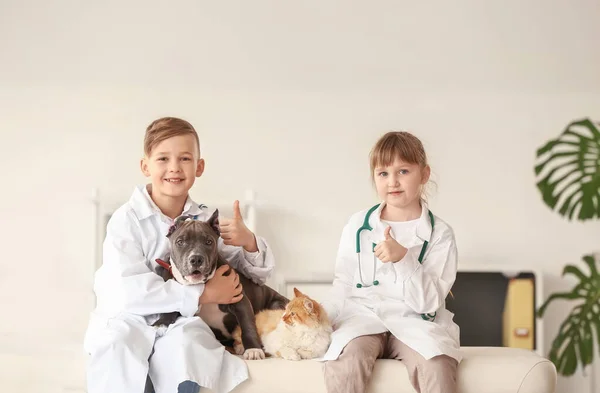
[321,131,461,393]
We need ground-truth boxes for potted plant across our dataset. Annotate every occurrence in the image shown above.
[534,118,600,387]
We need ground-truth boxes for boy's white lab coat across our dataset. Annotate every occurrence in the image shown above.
[84,185,275,393]
[321,202,462,363]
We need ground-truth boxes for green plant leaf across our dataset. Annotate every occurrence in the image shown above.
[537,290,584,317]
[538,254,600,376]
[549,310,580,376]
[548,304,598,376]
[534,118,600,221]
[562,264,587,281]
[580,319,594,365]
[583,255,599,276]
[592,305,600,357]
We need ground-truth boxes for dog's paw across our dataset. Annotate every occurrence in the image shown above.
[243,348,266,360]
[233,341,245,355]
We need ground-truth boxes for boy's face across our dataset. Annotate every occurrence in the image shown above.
[373,157,430,211]
[140,134,204,199]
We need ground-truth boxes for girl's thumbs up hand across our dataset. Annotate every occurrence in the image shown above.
[374,226,407,263]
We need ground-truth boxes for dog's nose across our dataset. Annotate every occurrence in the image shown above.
[190,255,204,266]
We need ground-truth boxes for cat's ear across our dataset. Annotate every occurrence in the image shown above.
[303,298,314,313]
[293,287,305,298]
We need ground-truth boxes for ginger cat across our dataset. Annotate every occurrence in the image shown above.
[232,288,332,360]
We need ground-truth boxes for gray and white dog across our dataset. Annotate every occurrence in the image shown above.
[153,210,289,360]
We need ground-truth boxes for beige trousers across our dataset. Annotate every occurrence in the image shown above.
[323,332,458,393]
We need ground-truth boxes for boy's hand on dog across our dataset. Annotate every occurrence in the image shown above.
[374,226,408,263]
[199,265,244,305]
[219,200,258,252]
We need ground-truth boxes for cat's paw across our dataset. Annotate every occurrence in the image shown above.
[279,348,301,361]
[297,349,314,359]
[243,348,266,360]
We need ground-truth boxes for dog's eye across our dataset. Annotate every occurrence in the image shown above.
[176,239,184,246]
[205,239,213,245]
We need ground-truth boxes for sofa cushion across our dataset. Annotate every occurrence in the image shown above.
[216,347,556,393]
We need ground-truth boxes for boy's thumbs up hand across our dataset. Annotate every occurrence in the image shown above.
[374,226,407,263]
[232,200,243,219]
[219,200,258,252]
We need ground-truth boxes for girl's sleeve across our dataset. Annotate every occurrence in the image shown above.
[95,208,203,317]
[391,225,458,315]
[321,221,356,323]
[218,236,274,285]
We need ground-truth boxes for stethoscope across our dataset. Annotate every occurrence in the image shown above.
[356,204,437,321]
[355,203,435,288]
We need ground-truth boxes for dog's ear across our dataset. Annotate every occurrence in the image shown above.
[207,209,220,236]
[167,224,177,237]
[167,215,192,237]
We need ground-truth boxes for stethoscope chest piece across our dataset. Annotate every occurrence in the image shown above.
[356,280,379,288]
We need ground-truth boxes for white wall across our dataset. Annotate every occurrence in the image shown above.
[1,1,599,392]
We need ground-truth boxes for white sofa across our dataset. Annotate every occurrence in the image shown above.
[211,347,556,393]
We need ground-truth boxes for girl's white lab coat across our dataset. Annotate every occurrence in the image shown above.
[83,185,275,393]
[321,202,462,363]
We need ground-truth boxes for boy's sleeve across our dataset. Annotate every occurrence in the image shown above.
[94,208,204,317]
[218,235,274,285]
[321,221,356,323]
[390,226,458,315]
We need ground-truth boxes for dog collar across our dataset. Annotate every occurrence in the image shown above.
[155,258,172,273]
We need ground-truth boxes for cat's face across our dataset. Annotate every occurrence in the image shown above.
[281,288,327,328]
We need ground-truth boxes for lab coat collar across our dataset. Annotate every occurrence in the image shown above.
[130,184,204,220]
[370,199,433,242]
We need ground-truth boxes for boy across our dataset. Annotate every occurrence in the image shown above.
[84,117,275,393]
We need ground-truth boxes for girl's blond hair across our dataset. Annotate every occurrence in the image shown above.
[369,131,432,198]
[370,131,428,176]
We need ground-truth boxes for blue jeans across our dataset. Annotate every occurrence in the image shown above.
[145,376,200,393]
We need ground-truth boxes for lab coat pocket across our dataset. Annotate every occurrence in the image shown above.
[437,308,460,344]
[445,310,461,344]
[377,265,404,301]
[351,260,378,298]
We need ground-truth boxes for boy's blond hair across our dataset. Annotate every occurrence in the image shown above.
[144,117,200,156]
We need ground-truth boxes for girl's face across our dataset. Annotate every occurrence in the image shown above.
[373,157,430,211]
